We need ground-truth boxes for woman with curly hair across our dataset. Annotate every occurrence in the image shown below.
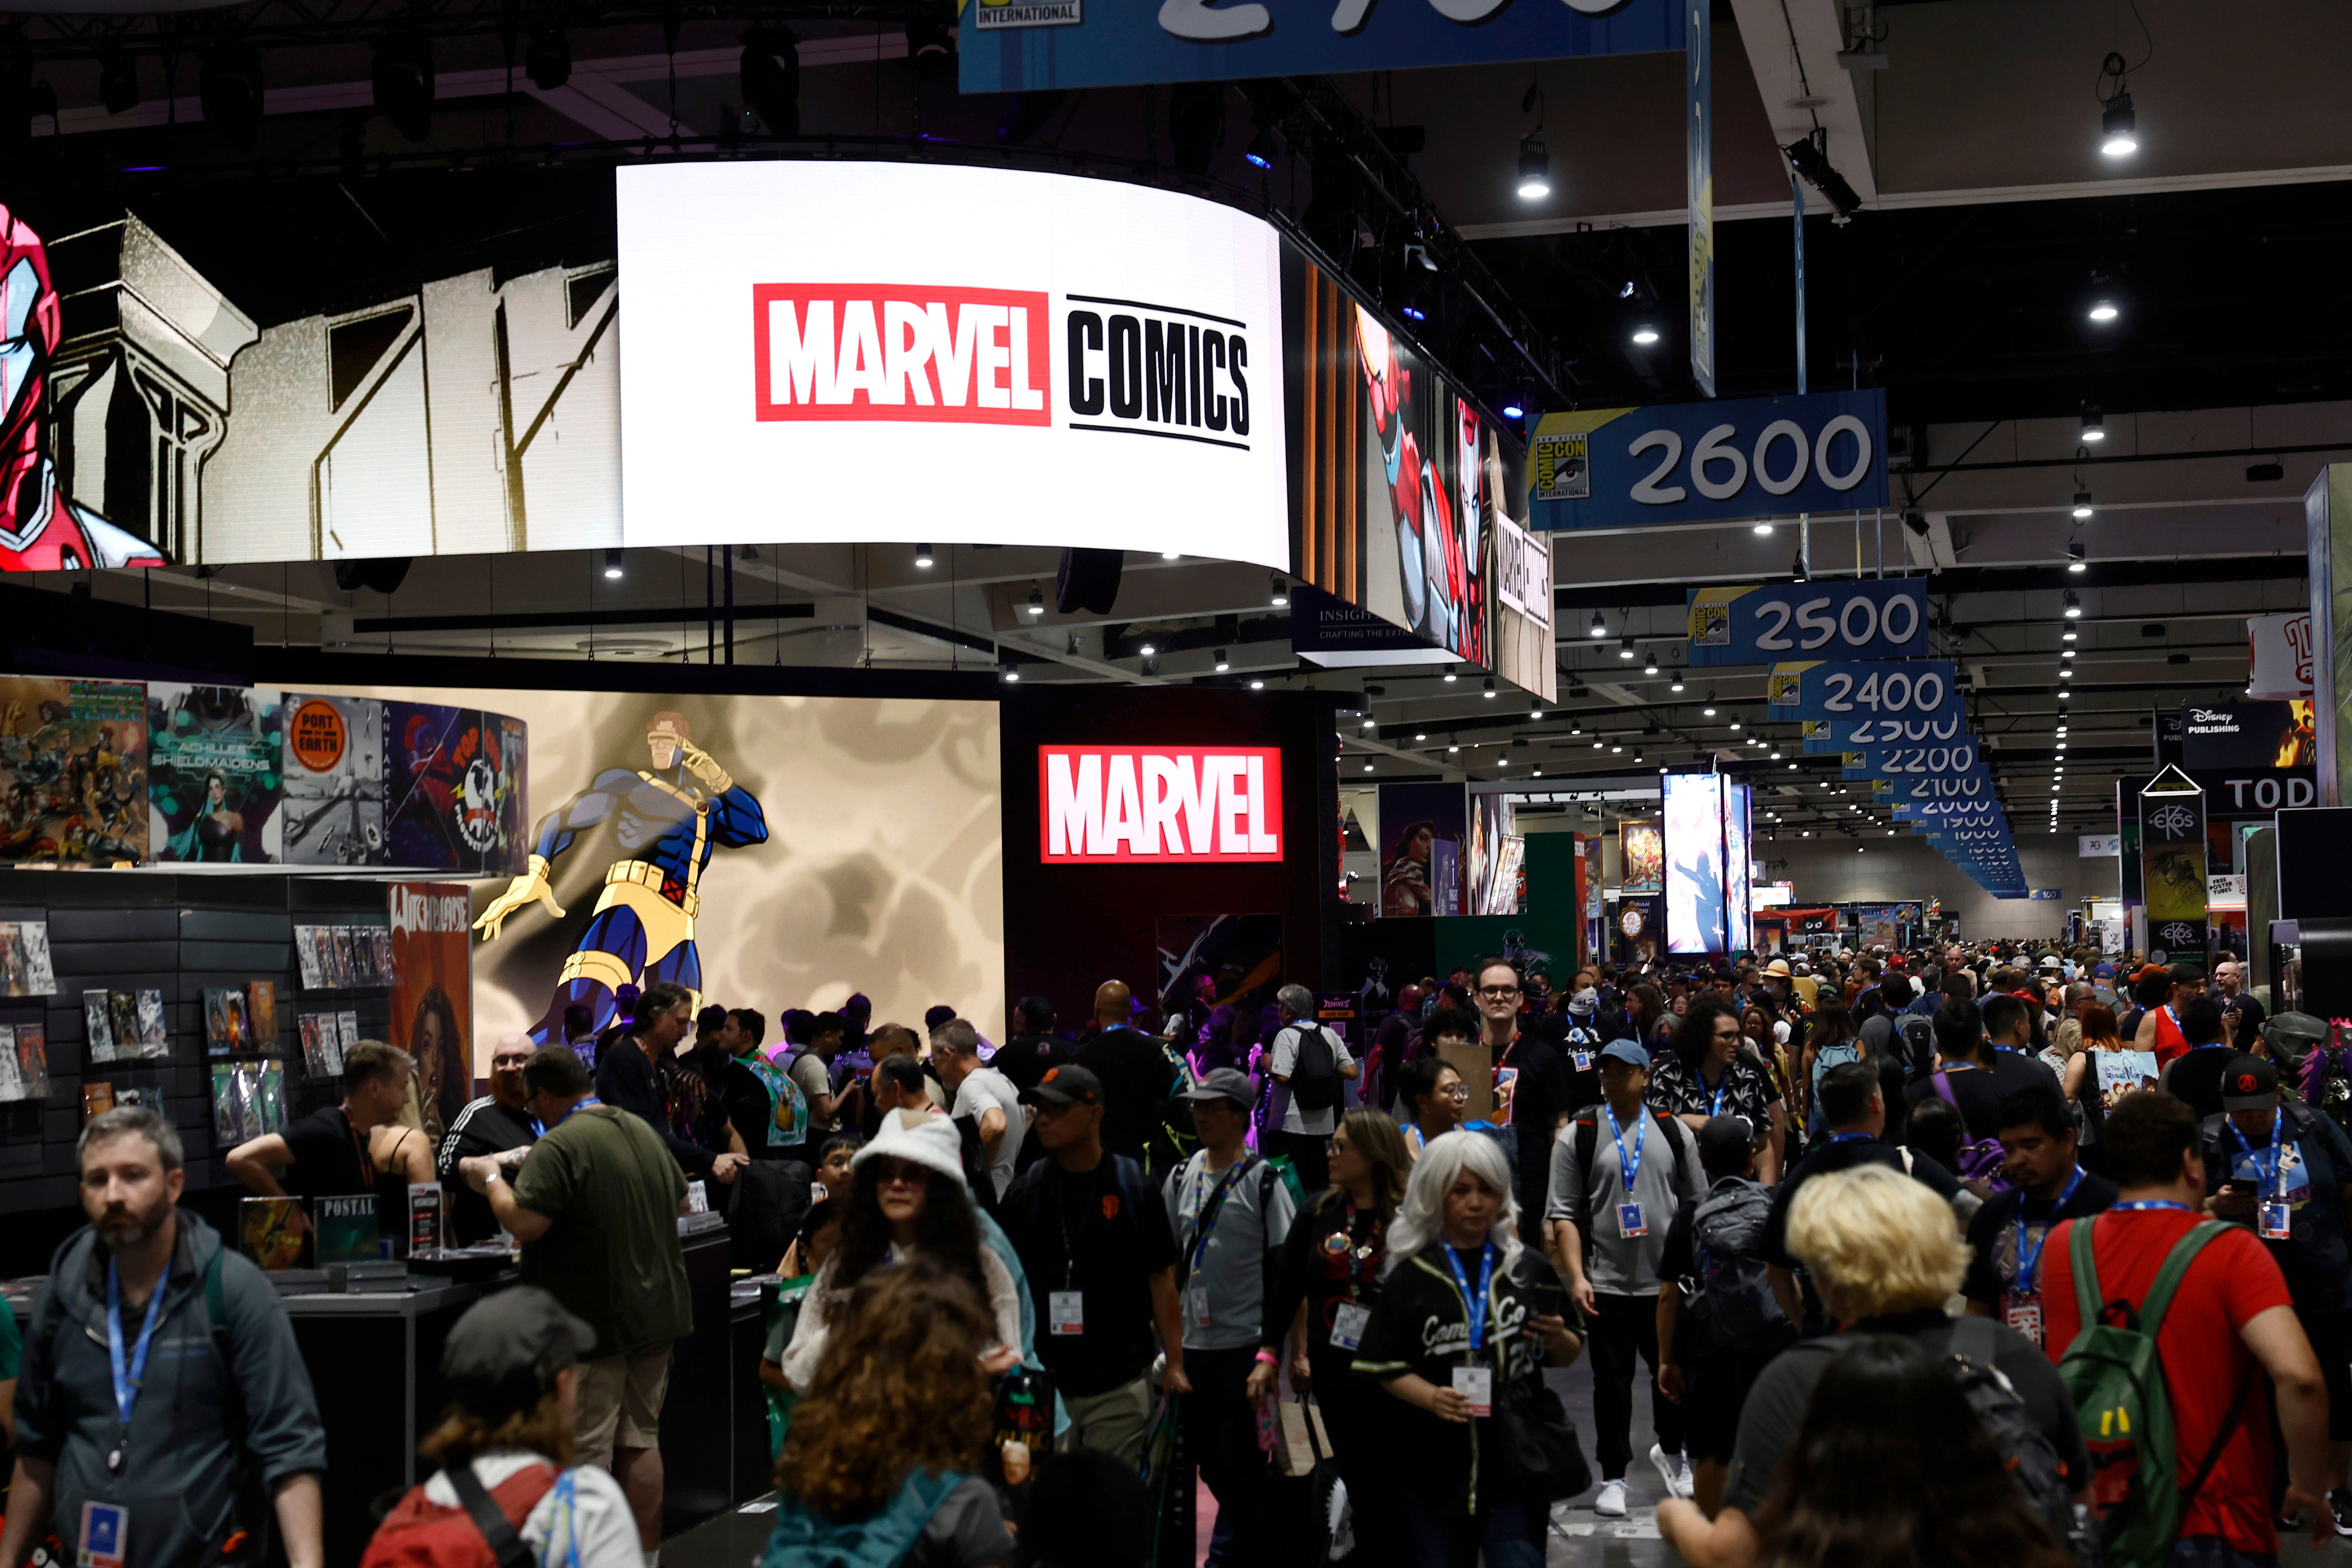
[407,984,469,1149]
[1746,1334,2075,1568]
[760,1259,1013,1568]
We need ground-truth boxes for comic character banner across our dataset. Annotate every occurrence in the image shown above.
[1663,771,1726,955]
[389,883,474,1151]
[0,677,147,864]
[385,706,529,876]
[1618,818,1663,895]
[280,694,387,866]
[959,0,1682,94]
[1528,389,1887,532]
[1687,579,1929,668]
[1377,781,1467,918]
[149,685,283,864]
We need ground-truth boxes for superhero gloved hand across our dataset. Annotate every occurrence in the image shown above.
[676,740,734,795]
[473,853,567,940]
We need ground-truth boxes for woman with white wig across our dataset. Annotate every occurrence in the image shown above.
[1351,1131,1587,1568]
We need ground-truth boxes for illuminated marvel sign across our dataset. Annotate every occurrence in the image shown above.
[1039,746,1283,863]
[618,162,1288,568]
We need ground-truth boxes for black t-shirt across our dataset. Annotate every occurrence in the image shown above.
[1495,1031,1572,1212]
[2163,1045,2239,1124]
[1720,1310,2092,1517]
[1263,1201,1388,1382]
[1961,1169,2120,1307]
[1074,1028,1177,1169]
[1762,1135,1961,1269]
[998,1151,1179,1397]
[2224,993,2267,1051]
[282,1104,374,1206]
[1542,1015,1607,1116]
[434,1095,539,1245]
[713,1056,781,1157]
[595,1035,715,1177]
[2200,1102,2352,1312]
[1904,1053,2052,1140]
[991,1034,1069,1094]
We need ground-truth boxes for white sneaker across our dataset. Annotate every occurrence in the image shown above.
[1593,1479,1628,1517]
[1649,1443,1693,1499]
[1673,1452,1699,1500]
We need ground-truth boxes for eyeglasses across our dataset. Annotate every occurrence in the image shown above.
[871,1158,927,1189]
[1439,1083,1470,1101]
[1476,985,1521,999]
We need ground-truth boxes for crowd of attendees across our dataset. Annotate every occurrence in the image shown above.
[2,937,2343,1568]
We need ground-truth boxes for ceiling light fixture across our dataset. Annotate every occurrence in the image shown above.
[1589,610,1607,639]
[2087,301,2119,323]
[2063,588,2082,619]
[2067,541,2086,572]
[1630,326,1661,346]
[2080,406,2105,443]
[1249,679,1265,690]
[1161,549,1181,560]
[1670,671,1685,691]
[1443,670,1459,683]
[1702,691,1718,717]
[603,548,625,581]
[915,542,935,568]
[2072,491,2094,519]
[1002,666,1020,683]
[1501,402,1525,420]
[1214,649,1230,672]
[2100,83,2138,157]
[1516,136,1552,201]
[1025,585,1045,615]
[2063,628,2079,642]
[1643,654,1660,675]
[1138,641,1156,657]
[1269,574,1290,606]
[1483,678,1497,699]
[1753,521,1775,535]
[1619,637,1636,660]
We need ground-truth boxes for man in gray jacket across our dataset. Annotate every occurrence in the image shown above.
[0,1106,327,1568]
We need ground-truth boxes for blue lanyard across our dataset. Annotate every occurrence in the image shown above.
[1828,1131,1873,1145]
[1187,1159,1254,1270]
[2112,1200,2190,1212]
[2012,1166,2087,1294]
[1601,1101,1647,1194]
[1441,1241,1497,1354]
[1703,1064,1730,1118]
[535,1094,603,1136]
[106,1257,171,1428]
[2229,1107,2286,1196]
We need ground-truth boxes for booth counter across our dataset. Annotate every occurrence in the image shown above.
[5,1225,763,1564]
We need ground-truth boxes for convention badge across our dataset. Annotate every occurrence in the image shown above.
[1048,1290,1084,1336]
[1187,1280,1213,1329]
[2261,1201,2294,1240]
[2002,1290,2045,1347]
[78,1500,127,1568]
[1451,1365,1495,1417]
[1330,1302,1372,1351]
[685,1180,709,1214]
[2279,1143,2313,1205]
[1572,1051,1593,1072]
[1617,1201,1649,1238]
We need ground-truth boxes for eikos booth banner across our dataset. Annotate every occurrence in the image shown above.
[616,162,1288,570]
[1528,389,1887,532]
[960,0,1682,94]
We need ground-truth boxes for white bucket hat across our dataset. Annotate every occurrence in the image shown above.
[850,1108,968,1189]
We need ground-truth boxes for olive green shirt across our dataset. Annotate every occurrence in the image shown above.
[510,1103,692,1359]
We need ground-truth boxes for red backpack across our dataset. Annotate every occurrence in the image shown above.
[361,1461,559,1568]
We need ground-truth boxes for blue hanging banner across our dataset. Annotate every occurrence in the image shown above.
[959,0,1683,94]
[1528,389,1887,533]
[1686,578,1929,667]
[1802,710,1970,755]
[1764,659,1959,723]
[1839,740,1989,780]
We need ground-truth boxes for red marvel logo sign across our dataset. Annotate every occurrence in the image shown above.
[1040,746,1282,862]
[752,284,1051,426]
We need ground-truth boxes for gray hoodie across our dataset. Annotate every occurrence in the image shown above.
[13,1210,327,1568]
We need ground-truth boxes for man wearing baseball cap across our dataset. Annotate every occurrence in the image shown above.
[1162,1068,1295,1567]
[2199,1051,2352,1532]
[995,1065,1184,1470]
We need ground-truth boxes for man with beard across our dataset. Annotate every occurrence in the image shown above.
[436,1031,541,1244]
[1,1107,326,1568]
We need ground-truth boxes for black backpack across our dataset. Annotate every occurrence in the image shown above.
[1945,1316,2097,1566]
[1290,1025,1343,1113]
[1893,1012,1938,1082]
[1684,1178,1787,1353]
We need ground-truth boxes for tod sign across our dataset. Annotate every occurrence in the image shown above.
[618,162,1288,568]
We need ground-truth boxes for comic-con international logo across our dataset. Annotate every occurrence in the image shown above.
[975,0,1081,27]
[456,757,501,852]
[1532,432,1590,502]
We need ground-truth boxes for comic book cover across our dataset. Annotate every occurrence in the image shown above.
[136,990,167,1054]
[0,1025,18,1101]
[148,684,284,864]
[336,1011,358,1067]
[312,1193,379,1265]
[231,1061,261,1138]
[256,1060,285,1133]
[383,707,528,875]
[348,927,376,986]
[210,1063,239,1143]
[108,993,138,1059]
[329,927,357,988]
[204,987,245,1055]
[280,694,387,866]
[12,1023,42,1100]
[84,989,114,1063]
[240,1197,307,1270]
[372,927,396,983]
[247,981,277,1051]
[81,1081,113,1123]
[294,926,323,989]
[298,1014,325,1076]
[2095,1049,2161,1112]
[0,677,149,864]
[0,922,55,996]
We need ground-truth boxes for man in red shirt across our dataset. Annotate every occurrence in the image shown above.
[2042,1090,2332,1564]
[2134,964,2208,1067]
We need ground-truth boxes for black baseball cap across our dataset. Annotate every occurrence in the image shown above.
[441,1285,595,1421]
[2221,1054,2278,1113]
[1020,1063,1104,1108]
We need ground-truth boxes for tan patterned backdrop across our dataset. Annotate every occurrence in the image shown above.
[315,684,1004,1074]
